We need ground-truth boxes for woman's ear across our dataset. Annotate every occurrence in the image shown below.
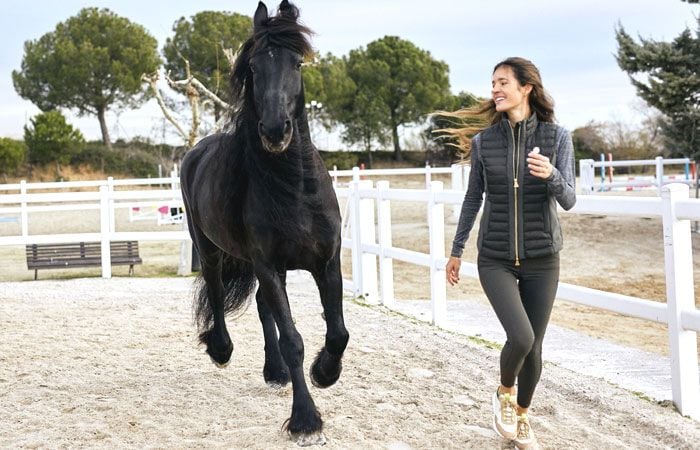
[523,84,533,96]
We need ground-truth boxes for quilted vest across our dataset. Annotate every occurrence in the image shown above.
[476,115,563,262]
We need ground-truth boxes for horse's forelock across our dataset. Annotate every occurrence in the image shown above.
[251,16,313,58]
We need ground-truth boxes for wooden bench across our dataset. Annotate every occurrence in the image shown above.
[26,241,142,280]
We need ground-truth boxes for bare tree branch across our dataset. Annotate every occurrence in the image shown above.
[142,72,188,142]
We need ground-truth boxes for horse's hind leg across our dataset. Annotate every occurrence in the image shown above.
[192,233,233,366]
[256,283,290,387]
[310,252,349,388]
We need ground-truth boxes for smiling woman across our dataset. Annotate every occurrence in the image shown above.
[436,56,577,450]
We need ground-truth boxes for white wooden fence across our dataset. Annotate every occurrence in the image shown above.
[0,175,189,277]
[335,178,700,420]
[0,166,698,419]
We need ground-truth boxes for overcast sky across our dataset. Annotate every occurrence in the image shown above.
[0,0,697,147]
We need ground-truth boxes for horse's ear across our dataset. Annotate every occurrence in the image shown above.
[277,0,298,19]
[253,2,268,31]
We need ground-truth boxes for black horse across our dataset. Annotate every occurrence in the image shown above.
[180,1,348,445]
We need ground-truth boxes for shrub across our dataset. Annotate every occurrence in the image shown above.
[24,111,85,168]
[0,138,27,178]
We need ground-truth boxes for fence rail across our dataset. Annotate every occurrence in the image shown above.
[580,156,696,194]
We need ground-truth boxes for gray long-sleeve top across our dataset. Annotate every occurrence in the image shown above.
[450,126,577,258]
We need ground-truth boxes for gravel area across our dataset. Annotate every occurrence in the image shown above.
[1,273,698,449]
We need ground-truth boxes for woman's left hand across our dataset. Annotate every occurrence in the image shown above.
[527,147,553,180]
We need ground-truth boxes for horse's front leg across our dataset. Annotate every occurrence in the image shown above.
[255,264,324,445]
[310,252,349,388]
[255,281,290,387]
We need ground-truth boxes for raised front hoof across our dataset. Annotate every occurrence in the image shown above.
[201,330,234,367]
[264,364,291,388]
[310,349,342,388]
[291,431,326,447]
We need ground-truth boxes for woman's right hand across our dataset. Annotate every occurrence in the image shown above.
[446,256,461,286]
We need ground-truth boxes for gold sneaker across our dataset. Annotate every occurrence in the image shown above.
[514,413,539,449]
[491,389,517,439]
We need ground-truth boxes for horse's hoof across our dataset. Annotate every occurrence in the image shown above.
[264,365,290,387]
[210,357,230,369]
[310,351,342,389]
[292,431,326,447]
[266,381,288,390]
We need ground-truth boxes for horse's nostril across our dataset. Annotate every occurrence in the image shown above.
[284,120,292,133]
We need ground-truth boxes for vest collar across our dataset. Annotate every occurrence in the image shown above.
[499,113,539,138]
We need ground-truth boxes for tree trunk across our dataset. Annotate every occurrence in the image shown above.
[365,132,373,169]
[214,104,222,124]
[392,124,402,161]
[97,107,112,150]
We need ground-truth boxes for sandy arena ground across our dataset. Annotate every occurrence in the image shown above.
[1,275,699,449]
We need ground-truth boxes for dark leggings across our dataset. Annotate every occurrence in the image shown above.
[477,253,559,408]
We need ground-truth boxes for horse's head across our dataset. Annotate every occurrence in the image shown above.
[234,1,312,154]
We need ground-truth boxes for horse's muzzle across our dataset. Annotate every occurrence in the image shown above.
[259,121,293,154]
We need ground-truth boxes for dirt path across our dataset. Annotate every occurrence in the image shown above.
[1,275,697,449]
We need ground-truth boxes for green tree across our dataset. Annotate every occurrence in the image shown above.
[13,8,161,149]
[340,55,390,166]
[302,54,355,127]
[0,138,27,181]
[615,11,700,158]
[347,37,451,161]
[24,111,85,177]
[163,11,252,121]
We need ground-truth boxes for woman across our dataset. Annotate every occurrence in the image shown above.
[442,57,576,449]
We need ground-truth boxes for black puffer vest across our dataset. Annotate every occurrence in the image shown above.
[476,114,562,263]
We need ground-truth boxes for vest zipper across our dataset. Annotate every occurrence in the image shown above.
[511,123,521,267]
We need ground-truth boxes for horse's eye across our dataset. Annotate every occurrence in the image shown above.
[295,61,303,70]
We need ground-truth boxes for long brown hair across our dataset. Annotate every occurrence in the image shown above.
[435,57,555,155]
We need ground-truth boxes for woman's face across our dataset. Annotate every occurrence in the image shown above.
[491,65,531,115]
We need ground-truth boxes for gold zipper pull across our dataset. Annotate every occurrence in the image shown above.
[515,257,520,267]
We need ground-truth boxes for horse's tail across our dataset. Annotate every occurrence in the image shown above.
[193,254,256,343]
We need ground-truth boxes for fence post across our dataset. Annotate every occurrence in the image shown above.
[425,163,432,188]
[332,165,338,188]
[350,179,377,302]
[376,181,394,308]
[177,212,193,276]
[661,183,699,419]
[450,164,463,221]
[107,176,116,234]
[656,156,664,196]
[428,181,447,326]
[20,180,28,238]
[99,185,112,279]
[579,159,594,193]
[352,166,360,183]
